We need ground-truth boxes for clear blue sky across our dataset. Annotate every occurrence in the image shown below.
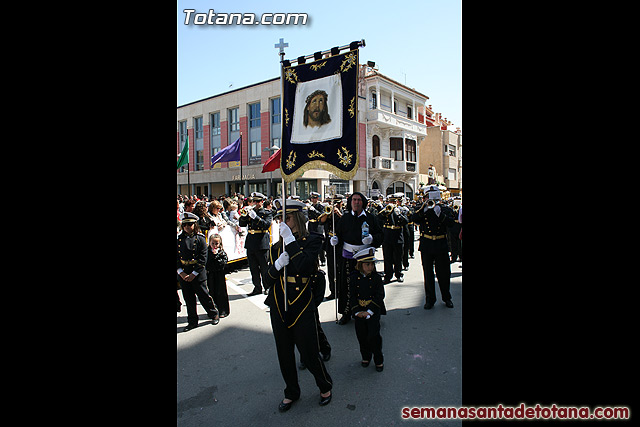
[177,0,461,129]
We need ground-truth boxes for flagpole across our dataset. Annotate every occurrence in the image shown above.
[277,38,288,312]
[239,132,243,196]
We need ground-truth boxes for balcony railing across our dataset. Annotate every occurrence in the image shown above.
[371,156,393,170]
[371,157,417,173]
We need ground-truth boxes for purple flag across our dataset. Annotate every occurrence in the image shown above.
[211,136,241,166]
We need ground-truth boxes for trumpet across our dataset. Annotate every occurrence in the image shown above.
[324,204,333,215]
[380,204,394,215]
[240,206,252,216]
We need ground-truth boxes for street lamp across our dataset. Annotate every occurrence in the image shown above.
[263,145,280,197]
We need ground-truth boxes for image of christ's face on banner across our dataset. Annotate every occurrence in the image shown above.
[304,90,331,128]
[291,74,342,144]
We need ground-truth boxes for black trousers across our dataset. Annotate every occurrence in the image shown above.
[337,256,356,315]
[354,315,383,365]
[326,244,341,295]
[247,248,268,291]
[180,278,219,325]
[420,251,452,304]
[382,242,404,279]
[270,307,333,400]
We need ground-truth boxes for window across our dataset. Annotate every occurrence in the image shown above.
[448,168,456,180]
[271,98,281,124]
[372,135,380,157]
[405,139,416,162]
[249,103,261,128]
[210,113,221,161]
[270,97,281,149]
[194,116,203,170]
[390,137,403,161]
[449,144,456,157]
[249,102,261,165]
[407,105,412,120]
[210,112,220,136]
[371,91,377,110]
[229,107,239,132]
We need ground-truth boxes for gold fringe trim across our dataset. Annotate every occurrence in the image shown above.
[282,159,358,183]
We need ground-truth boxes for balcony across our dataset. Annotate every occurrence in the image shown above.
[371,156,392,170]
[367,109,427,136]
[392,160,417,173]
[370,157,417,174]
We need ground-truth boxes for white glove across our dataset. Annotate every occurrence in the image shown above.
[434,205,441,217]
[248,208,257,219]
[330,236,339,246]
[362,234,373,245]
[274,251,290,271]
[394,207,401,216]
[279,222,295,245]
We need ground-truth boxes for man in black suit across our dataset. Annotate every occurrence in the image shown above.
[410,186,456,309]
[239,192,273,296]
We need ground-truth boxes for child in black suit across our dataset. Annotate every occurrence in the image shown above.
[349,247,386,372]
[206,234,230,317]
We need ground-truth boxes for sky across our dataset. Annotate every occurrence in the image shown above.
[177,0,461,129]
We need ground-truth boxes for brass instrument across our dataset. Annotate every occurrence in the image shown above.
[380,203,394,215]
[324,204,333,215]
[240,206,252,216]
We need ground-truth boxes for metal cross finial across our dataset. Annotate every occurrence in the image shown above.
[274,38,288,57]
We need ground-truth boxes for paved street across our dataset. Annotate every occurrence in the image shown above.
[177,245,462,426]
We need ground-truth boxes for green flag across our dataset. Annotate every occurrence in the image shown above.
[177,135,189,169]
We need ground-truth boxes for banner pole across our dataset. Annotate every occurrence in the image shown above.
[277,38,288,313]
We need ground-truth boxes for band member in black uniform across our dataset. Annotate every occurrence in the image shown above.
[448,203,462,263]
[264,199,333,412]
[239,192,273,296]
[320,194,344,300]
[407,200,416,259]
[379,193,408,283]
[330,192,383,325]
[307,192,325,266]
[177,212,220,332]
[402,200,415,269]
[349,247,386,372]
[410,185,456,309]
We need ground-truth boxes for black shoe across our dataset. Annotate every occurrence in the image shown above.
[361,360,370,367]
[444,300,454,308]
[337,315,351,325]
[322,351,331,362]
[319,392,332,406]
[423,302,434,310]
[396,276,404,283]
[383,277,392,284]
[248,288,262,296]
[183,323,198,332]
[210,316,220,325]
[325,294,335,301]
[279,399,295,412]
[298,361,306,370]
[375,364,384,372]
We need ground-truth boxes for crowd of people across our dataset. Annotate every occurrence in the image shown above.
[177,185,462,411]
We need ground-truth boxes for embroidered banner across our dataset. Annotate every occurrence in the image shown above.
[280,49,359,182]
